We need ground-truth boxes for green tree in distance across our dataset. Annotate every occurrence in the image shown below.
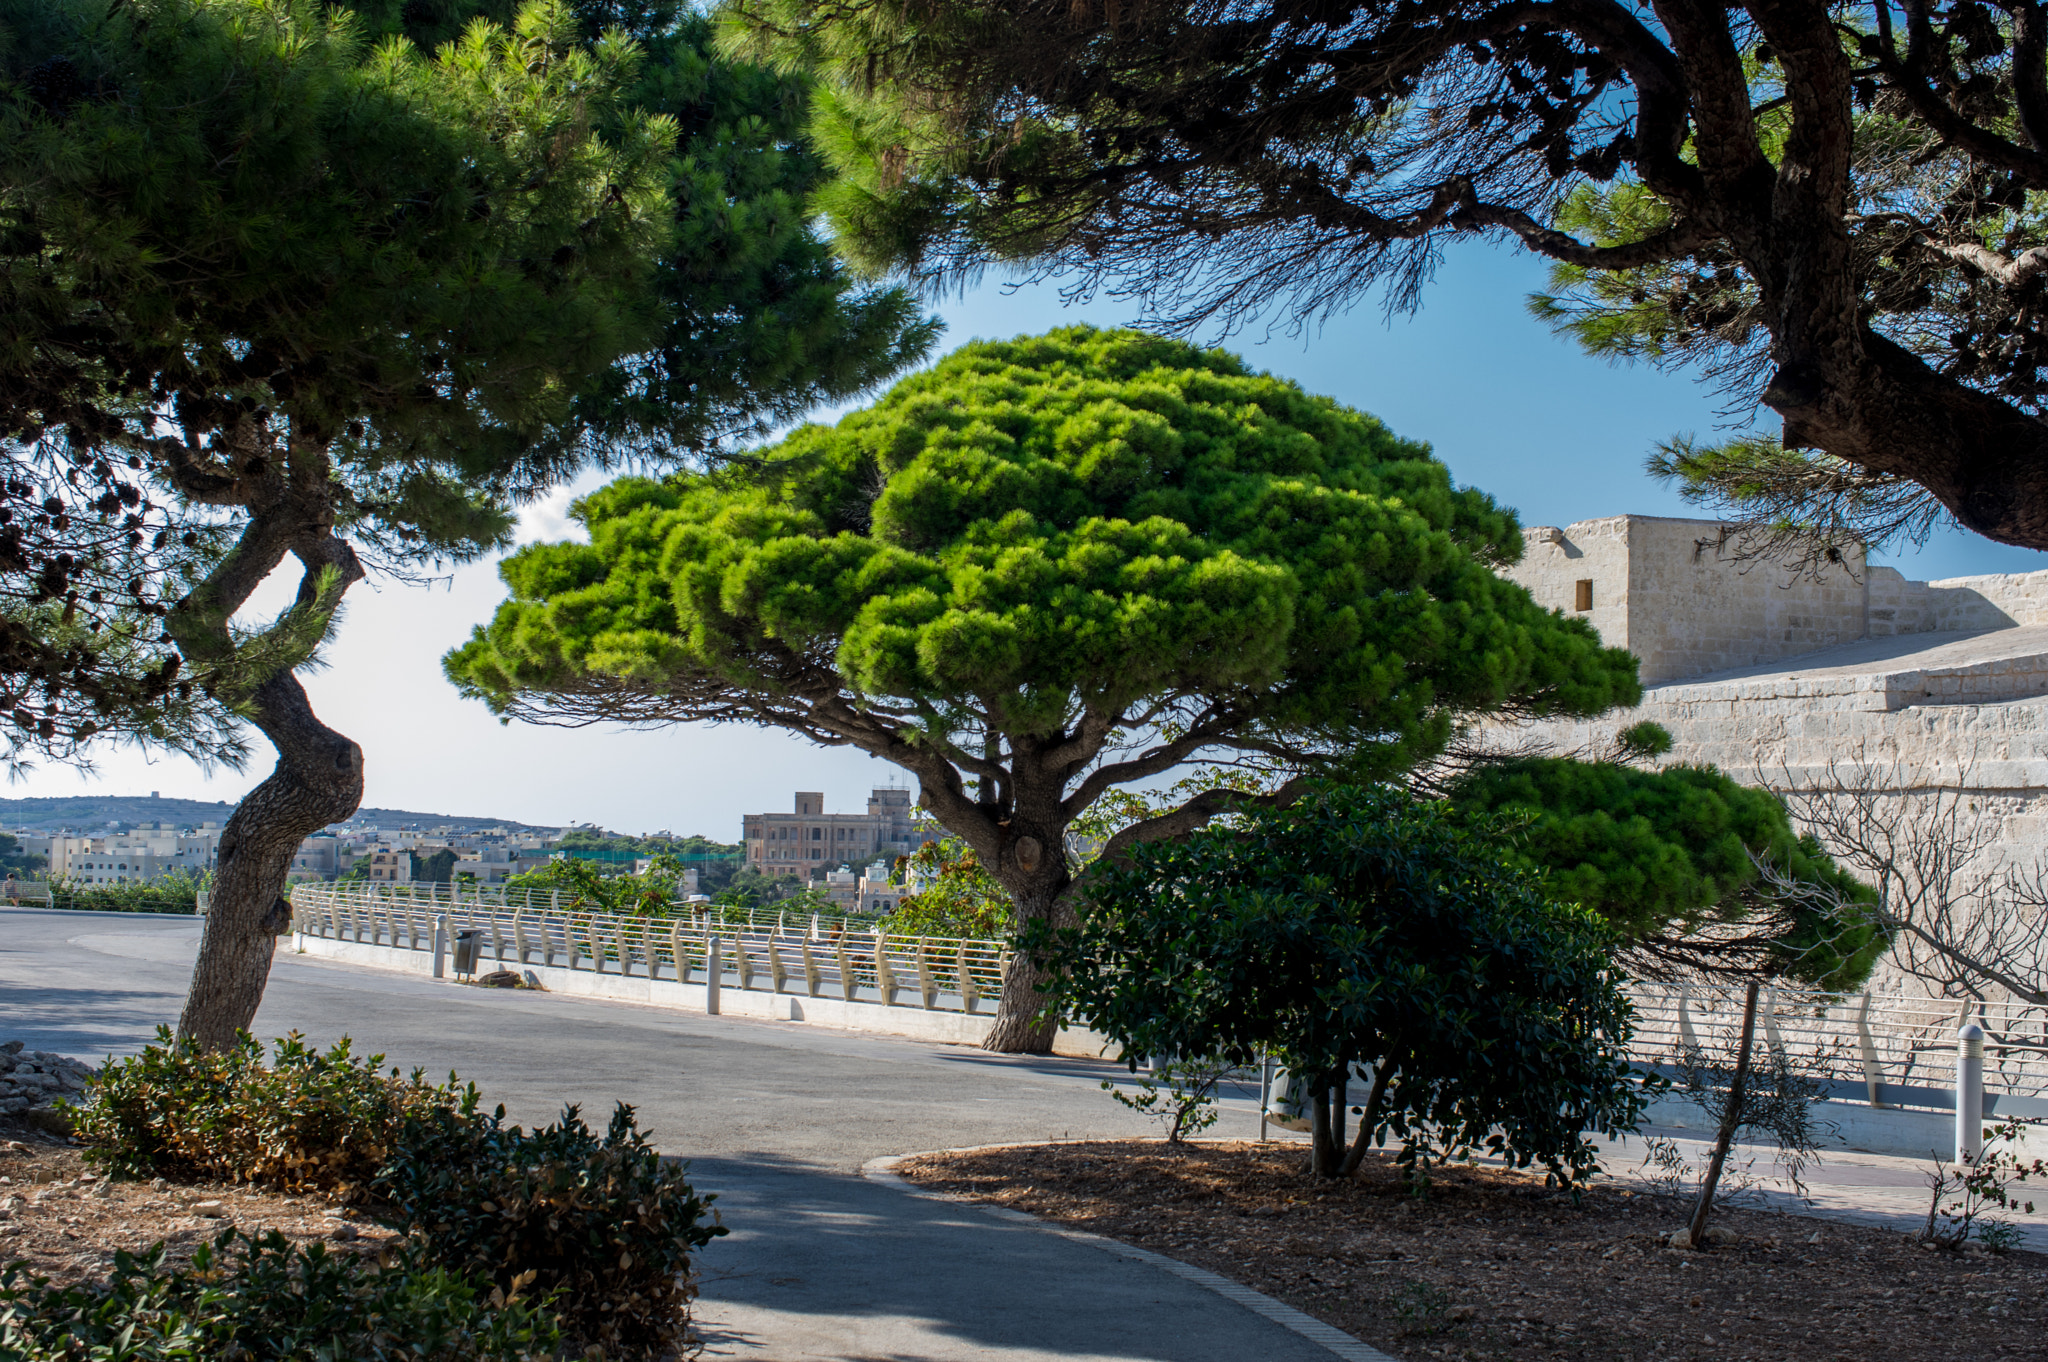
[1448,756,1886,988]
[445,327,1642,1051]
[2,0,934,1049]
[1035,784,1648,1179]
[887,835,1009,937]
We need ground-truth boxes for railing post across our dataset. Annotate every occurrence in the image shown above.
[432,914,447,979]
[959,943,979,1014]
[767,938,788,992]
[669,922,686,982]
[1958,1020,1986,1165]
[875,933,896,1006]
[836,940,856,1001]
[915,939,935,1009]
[801,938,820,997]
[1855,992,1886,1107]
[705,935,722,1015]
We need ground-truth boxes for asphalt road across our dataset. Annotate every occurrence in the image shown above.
[1,907,1343,1362]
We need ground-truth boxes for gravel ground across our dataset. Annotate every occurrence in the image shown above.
[0,1132,400,1290]
[897,1140,2048,1362]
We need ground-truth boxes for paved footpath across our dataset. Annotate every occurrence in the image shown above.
[5,908,2043,1360]
[3,909,1341,1361]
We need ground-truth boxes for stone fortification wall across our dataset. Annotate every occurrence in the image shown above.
[1868,565,2048,635]
[1505,515,1868,684]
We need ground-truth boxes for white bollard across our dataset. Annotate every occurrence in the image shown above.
[1957,1020,1986,1165]
[433,913,448,980]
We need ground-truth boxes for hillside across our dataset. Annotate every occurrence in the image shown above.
[0,795,560,834]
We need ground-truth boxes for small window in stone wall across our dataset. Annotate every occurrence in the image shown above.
[1574,579,1594,611]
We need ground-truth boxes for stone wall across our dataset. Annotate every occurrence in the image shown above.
[1868,565,2048,635]
[1505,515,1868,684]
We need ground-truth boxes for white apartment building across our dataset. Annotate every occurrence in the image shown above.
[56,824,220,885]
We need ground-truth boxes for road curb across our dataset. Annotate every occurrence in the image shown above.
[862,1146,1401,1362]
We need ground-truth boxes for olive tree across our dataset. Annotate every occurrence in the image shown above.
[445,326,1642,1050]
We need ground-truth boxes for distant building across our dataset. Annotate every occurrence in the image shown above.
[858,861,902,915]
[363,846,411,883]
[742,789,915,877]
[51,823,220,884]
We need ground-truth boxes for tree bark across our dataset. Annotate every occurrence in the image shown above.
[176,668,363,1049]
[1683,979,1761,1249]
[167,432,366,1050]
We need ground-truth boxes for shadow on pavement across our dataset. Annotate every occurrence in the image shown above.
[683,1156,1337,1362]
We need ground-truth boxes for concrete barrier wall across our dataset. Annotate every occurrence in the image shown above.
[1640,1093,2046,1162]
[295,931,1116,1058]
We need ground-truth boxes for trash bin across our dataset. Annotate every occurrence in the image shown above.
[452,929,483,977]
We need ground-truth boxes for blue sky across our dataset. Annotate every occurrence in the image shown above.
[18,239,2046,834]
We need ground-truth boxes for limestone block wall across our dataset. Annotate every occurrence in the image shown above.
[1504,515,1868,684]
[1507,515,1634,655]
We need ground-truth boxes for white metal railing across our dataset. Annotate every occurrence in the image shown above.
[1629,982,2048,1119]
[291,881,1008,1015]
[289,882,2047,1116]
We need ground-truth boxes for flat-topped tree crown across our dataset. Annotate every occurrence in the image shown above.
[447,326,1642,1050]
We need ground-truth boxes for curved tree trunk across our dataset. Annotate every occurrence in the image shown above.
[167,430,365,1050]
[175,669,362,1049]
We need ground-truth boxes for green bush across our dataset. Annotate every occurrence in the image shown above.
[41,873,203,914]
[76,1028,462,1199]
[0,1229,561,1361]
[376,1101,725,1360]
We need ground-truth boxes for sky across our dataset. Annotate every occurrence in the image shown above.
[18,240,2048,836]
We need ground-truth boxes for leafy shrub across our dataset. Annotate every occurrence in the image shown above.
[376,1099,725,1359]
[0,1229,560,1361]
[76,1028,462,1198]
[42,872,205,914]
[1100,1057,1229,1143]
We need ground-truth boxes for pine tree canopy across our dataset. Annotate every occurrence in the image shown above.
[1449,757,1886,988]
[0,0,939,1047]
[446,326,1643,1048]
[448,325,1638,762]
[722,0,2048,553]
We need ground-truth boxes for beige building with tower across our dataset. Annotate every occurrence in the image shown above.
[743,788,918,878]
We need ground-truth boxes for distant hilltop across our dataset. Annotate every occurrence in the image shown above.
[0,794,560,835]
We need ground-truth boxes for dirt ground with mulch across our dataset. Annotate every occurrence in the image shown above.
[896,1140,2048,1362]
[0,1123,401,1288]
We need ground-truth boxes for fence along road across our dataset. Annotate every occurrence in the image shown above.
[290,881,1010,1017]
[290,881,2048,1127]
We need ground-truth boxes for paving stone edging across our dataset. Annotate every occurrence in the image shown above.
[861,1146,1400,1362]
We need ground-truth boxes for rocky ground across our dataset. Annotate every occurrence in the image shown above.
[898,1140,2048,1362]
[0,1041,92,1137]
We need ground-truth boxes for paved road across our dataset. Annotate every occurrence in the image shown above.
[1,908,1337,1361]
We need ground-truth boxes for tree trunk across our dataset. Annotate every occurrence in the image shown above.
[176,670,363,1050]
[983,947,1061,1052]
[165,433,365,1051]
[1683,979,1761,1249]
[1309,1071,1344,1177]
[982,845,1068,1053]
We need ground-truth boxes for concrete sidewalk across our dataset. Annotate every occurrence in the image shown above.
[6,907,2042,1360]
[3,909,1350,1361]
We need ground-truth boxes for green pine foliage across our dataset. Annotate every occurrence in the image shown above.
[447,325,1638,773]
[443,325,1643,1047]
[1449,757,1886,988]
